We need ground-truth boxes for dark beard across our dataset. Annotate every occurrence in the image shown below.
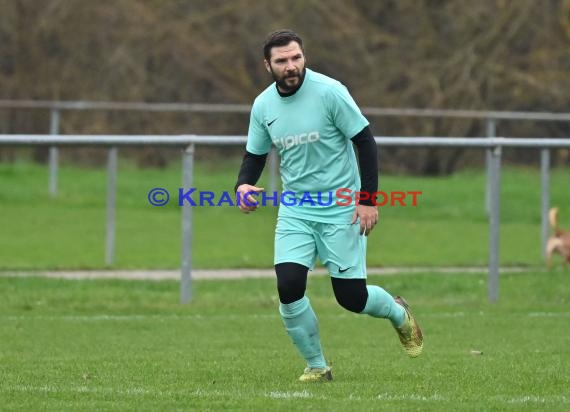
[274,68,306,93]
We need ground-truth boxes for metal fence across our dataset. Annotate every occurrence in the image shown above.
[2,98,570,234]
[2,99,570,208]
[1,134,570,305]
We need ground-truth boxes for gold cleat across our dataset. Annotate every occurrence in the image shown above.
[298,366,333,382]
[393,296,424,358]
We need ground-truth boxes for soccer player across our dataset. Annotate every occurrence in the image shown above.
[234,29,423,382]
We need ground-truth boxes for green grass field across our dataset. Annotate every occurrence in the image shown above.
[0,160,569,270]
[1,160,569,410]
[1,271,569,411]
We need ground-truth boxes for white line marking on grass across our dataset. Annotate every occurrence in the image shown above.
[493,395,569,404]
[5,385,568,405]
[4,385,168,396]
[6,385,248,399]
[375,393,569,405]
[528,312,570,317]
[192,388,248,398]
[377,393,446,402]
[266,390,313,399]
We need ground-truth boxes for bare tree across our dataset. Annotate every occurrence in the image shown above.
[0,0,568,170]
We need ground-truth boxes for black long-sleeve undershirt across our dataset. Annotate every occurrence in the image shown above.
[350,126,379,206]
[234,152,267,193]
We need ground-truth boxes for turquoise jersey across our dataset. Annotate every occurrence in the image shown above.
[246,68,369,224]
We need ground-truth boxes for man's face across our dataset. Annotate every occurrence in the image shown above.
[264,41,306,93]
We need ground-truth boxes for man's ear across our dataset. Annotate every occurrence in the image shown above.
[263,60,271,73]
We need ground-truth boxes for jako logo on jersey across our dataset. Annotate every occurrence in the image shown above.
[272,131,320,150]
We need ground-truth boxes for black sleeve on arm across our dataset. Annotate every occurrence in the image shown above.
[233,151,268,193]
[350,126,378,206]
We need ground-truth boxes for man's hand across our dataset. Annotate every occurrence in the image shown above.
[236,184,264,213]
[352,205,379,236]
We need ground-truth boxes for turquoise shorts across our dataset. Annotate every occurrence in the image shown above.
[274,216,367,279]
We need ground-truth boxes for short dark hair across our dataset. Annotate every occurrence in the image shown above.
[263,29,304,61]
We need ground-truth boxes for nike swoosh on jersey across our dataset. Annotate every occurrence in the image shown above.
[267,118,278,127]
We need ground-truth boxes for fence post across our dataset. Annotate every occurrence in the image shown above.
[181,144,195,304]
[48,109,60,197]
[485,118,496,215]
[105,147,118,266]
[488,144,501,303]
[540,149,550,260]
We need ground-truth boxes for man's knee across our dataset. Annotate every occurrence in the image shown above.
[275,262,309,304]
[331,277,368,313]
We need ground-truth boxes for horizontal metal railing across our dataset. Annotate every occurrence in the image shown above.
[2,99,570,121]
[2,134,570,147]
